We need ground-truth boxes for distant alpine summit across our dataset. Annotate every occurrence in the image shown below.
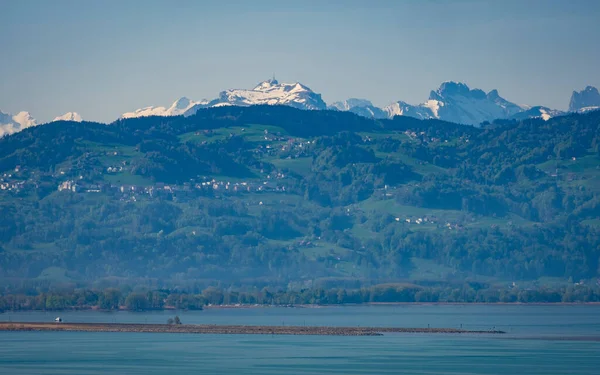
[1,109,84,137]
[329,99,387,119]
[204,78,326,112]
[122,79,327,119]
[53,112,83,122]
[569,86,600,113]
[3,80,599,136]
[334,83,600,125]
[121,97,209,119]
[380,82,545,125]
[0,110,37,137]
[121,79,597,126]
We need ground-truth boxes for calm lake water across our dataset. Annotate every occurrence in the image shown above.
[1,305,599,374]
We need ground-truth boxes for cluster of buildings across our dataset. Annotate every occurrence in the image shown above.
[403,130,470,145]
[1,168,29,192]
[58,180,102,193]
[55,174,293,200]
[0,180,25,192]
[394,216,438,225]
[106,166,124,173]
[393,215,467,230]
[256,138,314,159]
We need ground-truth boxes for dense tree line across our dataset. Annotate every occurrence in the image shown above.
[1,283,599,312]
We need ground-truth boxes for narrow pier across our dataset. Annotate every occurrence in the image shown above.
[0,322,505,336]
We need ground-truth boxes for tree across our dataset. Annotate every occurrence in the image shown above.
[125,293,149,311]
[99,289,121,310]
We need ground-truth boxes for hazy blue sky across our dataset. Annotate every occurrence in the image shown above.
[1,0,599,122]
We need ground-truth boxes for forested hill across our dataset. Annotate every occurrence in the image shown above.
[0,106,599,294]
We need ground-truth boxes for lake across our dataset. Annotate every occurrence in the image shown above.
[1,305,599,374]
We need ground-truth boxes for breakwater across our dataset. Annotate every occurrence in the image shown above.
[0,322,505,336]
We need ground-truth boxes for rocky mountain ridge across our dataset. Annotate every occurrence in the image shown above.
[2,81,598,135]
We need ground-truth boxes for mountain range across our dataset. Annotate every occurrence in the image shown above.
[120,79,326,119]
[121,97,209,119]
[119,80,600,125]
[338,82,597,125]
[1,80,598,136]
[0,110,83,137]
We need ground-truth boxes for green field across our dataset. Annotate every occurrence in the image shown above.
[268,157,313,175]
[179,124,292,145]
[103,172,153,186]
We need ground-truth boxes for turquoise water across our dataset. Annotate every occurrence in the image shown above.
[1,305,599,374]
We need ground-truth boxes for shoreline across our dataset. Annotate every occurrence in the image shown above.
[2,301,599,314]
[0,322,505,336]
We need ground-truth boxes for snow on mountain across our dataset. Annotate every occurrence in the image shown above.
[118,79,576,125]
[422,82,525,125]
[120,85,321,119]
[339,82,532,125]
[379,82,533,126]
[53,112,83,122]
[577,106,600,113]
[247,79,325,110]
[569,86,600,112]
[121,105,169,119]
[124,79,326,120]
[508,106,564,121]
[4,79,588,132]
[121,97,209,119]
[485,89,525,117]
[0,110,38,137]
[182,79,326,116]
[210,102,233,108]
[383,101,436,120]
[329,99,387,119]
[347,105,388,119]
[165,97,210,116]
[329,98,373,111]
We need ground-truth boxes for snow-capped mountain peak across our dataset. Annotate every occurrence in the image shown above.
[1,110,38,137]
[171,97,192,110]
[383,100,437,120]
[121,97,209,119]
[569,86,600,112]
[119,79,572,126]
[212,79,327,110]
[377,82,542,125]
[430,81,485,101]
[329,99,388,119]
[12,111,37,127]
[420,82,524,125]
[2,79,596,137]
[121,79,326,120]
[253,78,279,91]
[121,105,168,119]
[165,97,209,116]
[329,98,374,112]
[53,112,83,122]
[508,106,564,122]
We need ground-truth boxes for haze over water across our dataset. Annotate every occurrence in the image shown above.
[1,305,599,375]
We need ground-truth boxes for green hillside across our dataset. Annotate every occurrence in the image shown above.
[0,106,599,294]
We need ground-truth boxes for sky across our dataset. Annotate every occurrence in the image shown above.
[1,0,599,123]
